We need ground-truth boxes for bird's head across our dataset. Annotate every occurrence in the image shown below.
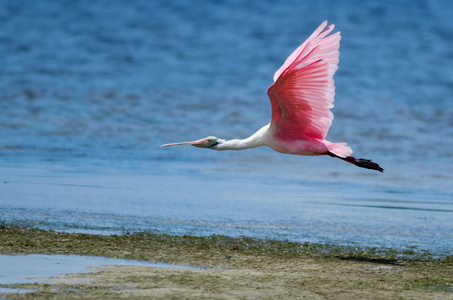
[161,136,221,149]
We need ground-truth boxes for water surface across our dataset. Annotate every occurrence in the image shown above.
[0,254,198,286]
[1,0,452,255]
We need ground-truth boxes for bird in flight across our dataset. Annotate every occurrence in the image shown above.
[161,21,383,172]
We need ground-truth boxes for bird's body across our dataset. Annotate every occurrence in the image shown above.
[162,21,383,172]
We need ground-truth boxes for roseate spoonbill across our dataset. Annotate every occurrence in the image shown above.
[161,21,383,172]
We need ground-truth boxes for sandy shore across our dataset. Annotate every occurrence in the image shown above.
[0,226,452,299]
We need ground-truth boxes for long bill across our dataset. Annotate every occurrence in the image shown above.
[160,138,205,148]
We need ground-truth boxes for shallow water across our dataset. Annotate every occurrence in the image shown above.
[2,166,452,255]
[0,1,452,255]
[0,254,199,287]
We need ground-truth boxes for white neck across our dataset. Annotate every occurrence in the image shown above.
[214,124,269,151]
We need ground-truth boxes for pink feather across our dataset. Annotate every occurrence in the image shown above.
[267,21,352,157]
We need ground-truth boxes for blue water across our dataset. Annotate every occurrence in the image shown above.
[1,1,452,255]
[0,254,200,286]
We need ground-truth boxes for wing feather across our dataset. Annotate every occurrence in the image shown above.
[267,21,340,141]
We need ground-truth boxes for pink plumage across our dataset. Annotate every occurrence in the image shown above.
[162,21,383,172]
[268,21,351,158]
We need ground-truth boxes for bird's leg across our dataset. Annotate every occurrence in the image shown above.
[327,152,384,172]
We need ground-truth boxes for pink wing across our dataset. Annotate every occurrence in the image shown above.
[268,21,340,141]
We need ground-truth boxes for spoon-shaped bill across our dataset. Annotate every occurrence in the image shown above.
[160,138,205,148]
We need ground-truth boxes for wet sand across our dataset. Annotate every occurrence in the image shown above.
[0,226,452,299]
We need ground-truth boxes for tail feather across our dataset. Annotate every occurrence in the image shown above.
[324,141,353,158]
[328,152,384,172]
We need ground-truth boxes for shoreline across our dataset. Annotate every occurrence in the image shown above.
[1,226,452,299]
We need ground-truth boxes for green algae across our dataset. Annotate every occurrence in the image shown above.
[0,224,452,299]
[0,224,451,263]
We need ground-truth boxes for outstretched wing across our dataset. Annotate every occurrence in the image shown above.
[267,21,340,141]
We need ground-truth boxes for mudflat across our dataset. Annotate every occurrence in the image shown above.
[0,226,452,299]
